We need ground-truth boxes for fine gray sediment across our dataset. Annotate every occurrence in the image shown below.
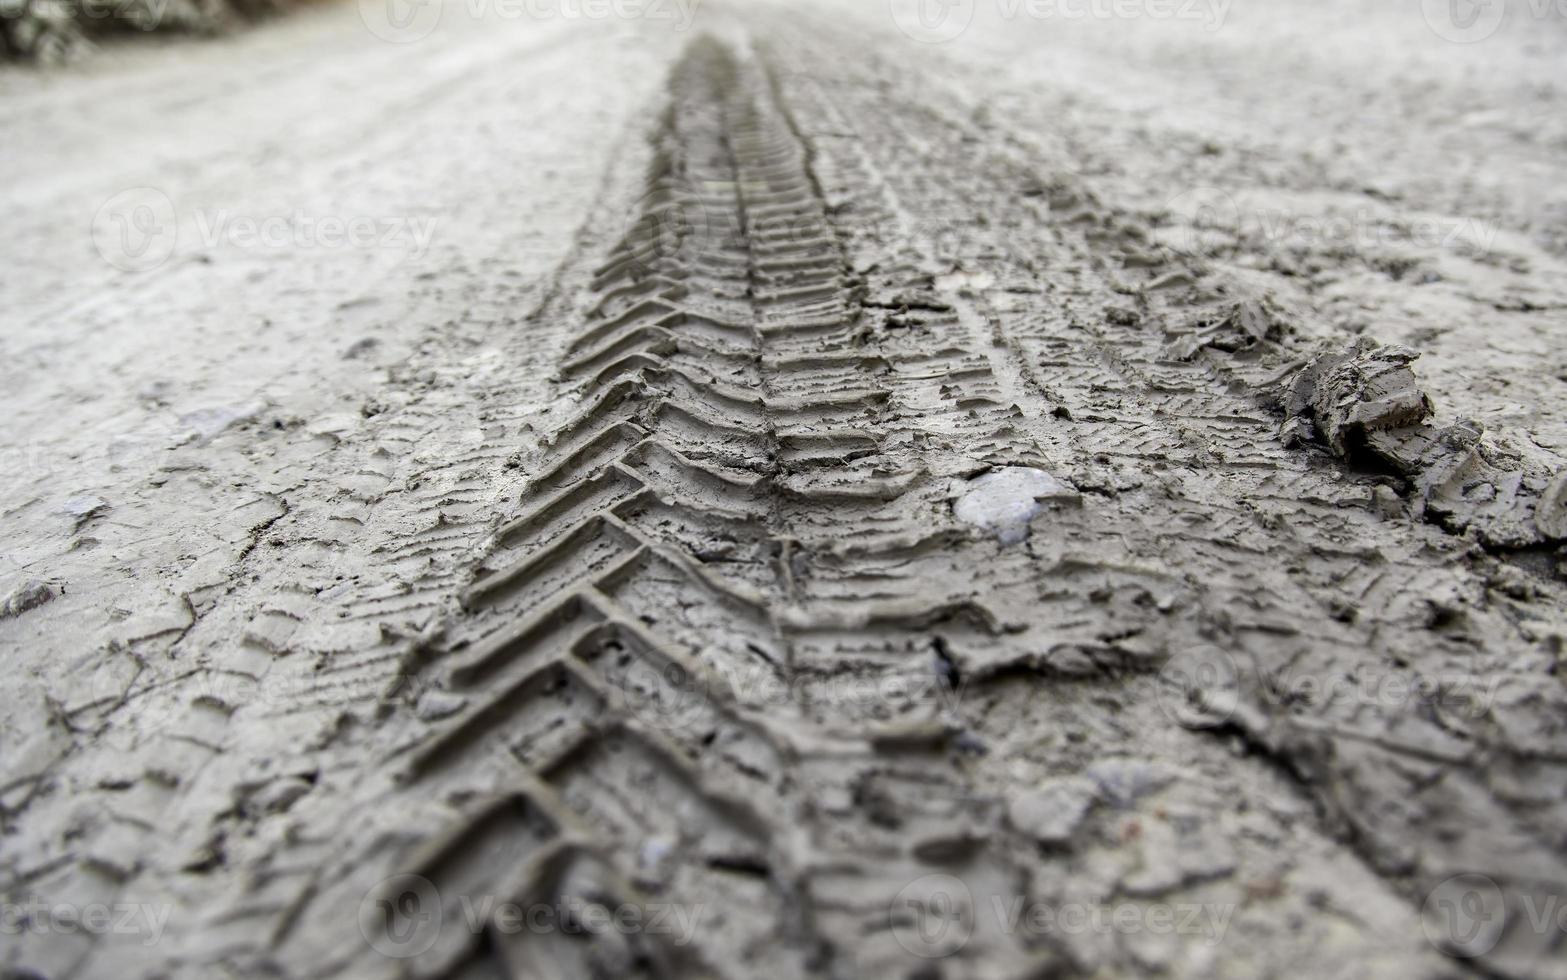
[4,10,1566,980]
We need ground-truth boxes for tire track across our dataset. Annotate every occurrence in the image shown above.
[757,13,1567,977]
[302,25,1433,978]
[353,33,1139,979]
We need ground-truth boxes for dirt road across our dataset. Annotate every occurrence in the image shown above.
[2,2,1565,977]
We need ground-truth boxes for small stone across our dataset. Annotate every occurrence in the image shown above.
[640,836,674,870]
[343,337,380,359]
[1086,759,1176,808]
[60,495,109,527]
[179,403,263,442]
[1007,776,1097,845]
[254,776,312,814]
[912,831,987,862]
[635,836,676,891]
[953,467,1079,545]
[951,730,988,755]
[1,579,59,619]
[1105,305,1141,327]
[415,690,467,721]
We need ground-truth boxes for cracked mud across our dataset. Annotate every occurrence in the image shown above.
[3,2,1567,979]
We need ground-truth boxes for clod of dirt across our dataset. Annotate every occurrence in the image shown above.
[636,836,676,886]
[342,337,380,360]
[934,269,995,293]
[1007,776,1097,845]
[1,579,60,619]
[1167,298,1289,360]
[953,467,1079,545]
[1537,470,1567,540]
[1086,759,1176,808]
[179,403,264,443]
[60,494,109,528]
[1278,339,1567,546]
[415,690,467,721]
[1283,339,1432,454]
[1104,304,1141,327]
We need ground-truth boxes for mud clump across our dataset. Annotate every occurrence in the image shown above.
[1,579,59,619]
[1167,297,1292,361]
[1281,338,1567,547]
[1007,776,1097,845]
[1282,339,1432,454]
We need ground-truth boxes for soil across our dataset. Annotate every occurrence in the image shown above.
[2,2,1565,978]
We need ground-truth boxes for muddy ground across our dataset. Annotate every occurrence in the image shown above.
[2,1,1565,977]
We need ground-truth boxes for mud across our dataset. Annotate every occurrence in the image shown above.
[3,2,1567,979]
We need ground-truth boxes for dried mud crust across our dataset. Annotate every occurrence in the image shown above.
[8,22,1567,980]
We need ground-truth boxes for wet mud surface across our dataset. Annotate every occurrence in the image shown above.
[2,2,1566,978]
